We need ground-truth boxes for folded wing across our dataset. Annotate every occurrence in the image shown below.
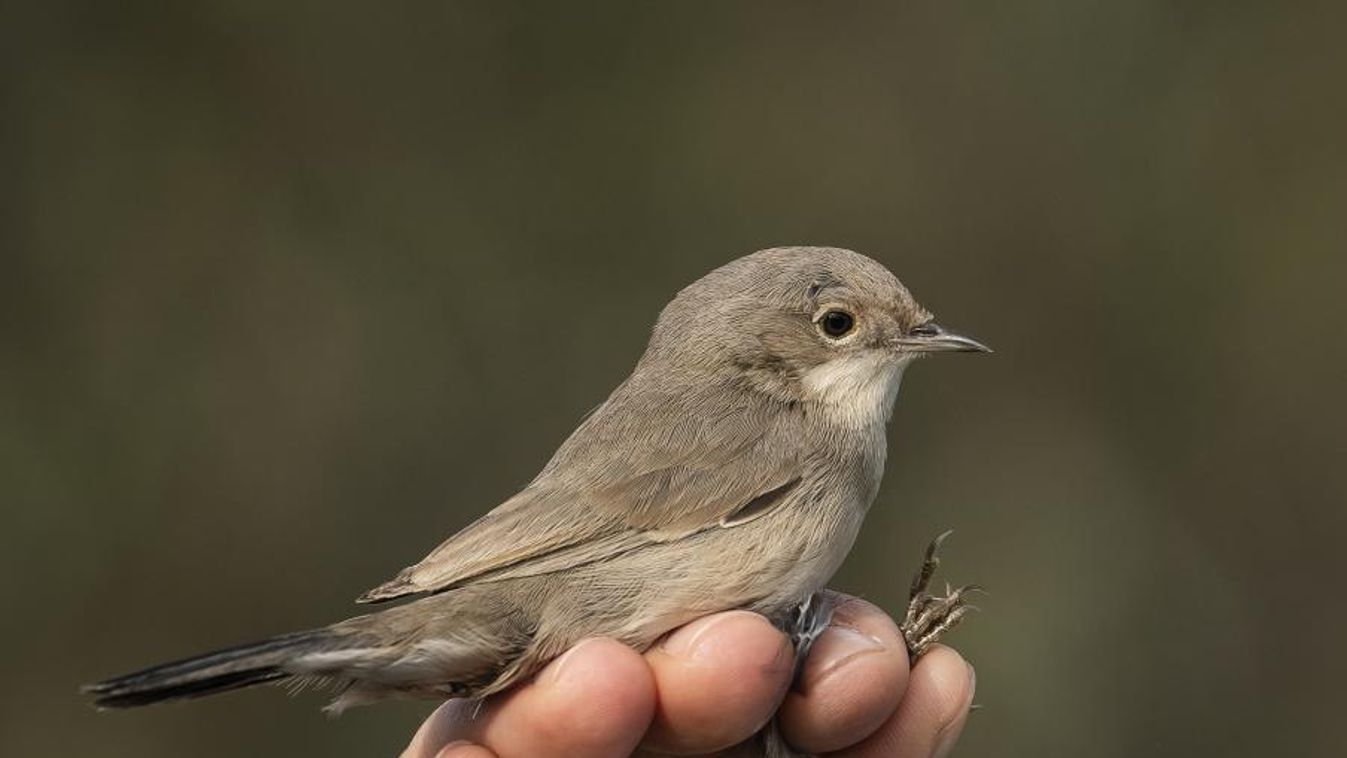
[358,375,802,604]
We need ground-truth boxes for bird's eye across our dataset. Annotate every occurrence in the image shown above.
[819,310,855,338]
[910,321,939,337]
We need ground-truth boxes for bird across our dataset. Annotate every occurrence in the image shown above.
[85,246,987,733]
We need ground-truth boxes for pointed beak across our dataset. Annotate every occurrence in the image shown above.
[895,323,991,354]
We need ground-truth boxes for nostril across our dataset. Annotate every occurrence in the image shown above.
[910,322,940,337]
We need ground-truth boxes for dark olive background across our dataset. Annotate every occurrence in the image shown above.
[3,2,1344,756]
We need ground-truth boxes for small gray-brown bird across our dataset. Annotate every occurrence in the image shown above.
[86,247,986,745]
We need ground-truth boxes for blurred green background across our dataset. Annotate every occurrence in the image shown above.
[3,2,1344,756]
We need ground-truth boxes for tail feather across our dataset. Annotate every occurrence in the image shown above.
[83,629,337,709]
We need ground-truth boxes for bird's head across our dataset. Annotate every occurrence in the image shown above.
[645,246,988,426]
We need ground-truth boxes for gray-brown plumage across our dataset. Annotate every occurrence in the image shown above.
[85,246,987,722]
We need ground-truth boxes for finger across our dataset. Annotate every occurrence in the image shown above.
[402,702,490,758]
[640,611,795,754]
[833,645,975,758]
[777,594,910,753]
[435,743,497,758]
[420,637,657,758]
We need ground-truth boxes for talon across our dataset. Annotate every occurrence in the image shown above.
[898,531,980,660]
[909,529,955,600]
[927,529,955,560]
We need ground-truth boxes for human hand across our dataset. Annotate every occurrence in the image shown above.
[401,593,975,757]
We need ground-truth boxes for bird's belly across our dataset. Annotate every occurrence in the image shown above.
[554,495,867,649]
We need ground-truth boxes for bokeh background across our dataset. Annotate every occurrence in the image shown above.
[4,2,1345,755]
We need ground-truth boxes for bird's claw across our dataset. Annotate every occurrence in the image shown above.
[900,531,981,659]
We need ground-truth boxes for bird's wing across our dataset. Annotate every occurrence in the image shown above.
[357,377,802,604]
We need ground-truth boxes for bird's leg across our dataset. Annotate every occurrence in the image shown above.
[753,592,836,758]
[786,591,835,680]
[901,530,981,659]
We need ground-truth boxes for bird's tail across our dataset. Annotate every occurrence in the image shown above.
[83,628,343,709]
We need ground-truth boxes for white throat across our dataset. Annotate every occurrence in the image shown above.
[800,352,911,429]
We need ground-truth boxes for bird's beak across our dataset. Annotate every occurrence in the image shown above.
[895,324,992,354]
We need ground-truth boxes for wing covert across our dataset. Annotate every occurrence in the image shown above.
[357,374,801,604]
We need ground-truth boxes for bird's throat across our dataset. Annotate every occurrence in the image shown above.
[800,352,910,429]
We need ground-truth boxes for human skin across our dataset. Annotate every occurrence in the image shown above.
[401,593,975,758]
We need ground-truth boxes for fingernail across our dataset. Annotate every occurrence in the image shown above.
[658,611,764,660]
[433,741,474,758]
[542,637,603,685]
[800,626,887,691]
[931,662,977,758]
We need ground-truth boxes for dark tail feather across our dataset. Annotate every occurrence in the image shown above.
[83,629,336,709]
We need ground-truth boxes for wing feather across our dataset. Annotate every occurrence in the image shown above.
[358,374,800,604]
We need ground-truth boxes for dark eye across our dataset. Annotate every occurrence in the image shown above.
[819,310,855,338]
[910,321,939,337]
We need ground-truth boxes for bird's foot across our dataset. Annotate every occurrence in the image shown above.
[787,592,834,680]
[900,530,982,659]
